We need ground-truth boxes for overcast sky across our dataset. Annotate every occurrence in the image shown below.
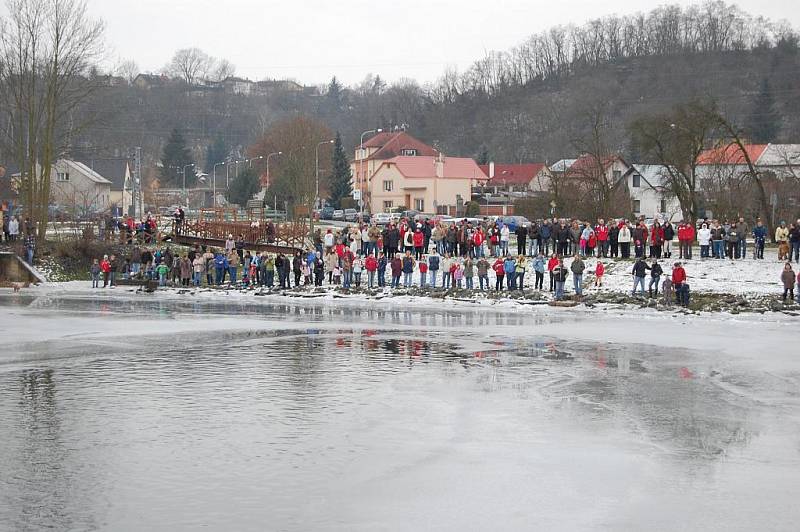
[86,0,797,86]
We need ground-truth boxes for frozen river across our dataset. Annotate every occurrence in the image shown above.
[0,292,798,531]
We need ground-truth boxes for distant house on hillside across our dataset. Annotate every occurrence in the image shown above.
[220,77,254,96]
[133,73,171,90]
[478,162,551,194]
[368,154,488,215]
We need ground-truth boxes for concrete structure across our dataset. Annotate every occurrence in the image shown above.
[50,159,112,216]
[0,252,46,285]
[367,154,488,215]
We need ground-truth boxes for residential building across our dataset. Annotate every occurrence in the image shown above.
[50,159,112,215]
[478,162,551,194]
[623,165,682,219]
[80,158,134,216]
[368,154,488,215]
[220,77,254,96]
[351,131,440,208]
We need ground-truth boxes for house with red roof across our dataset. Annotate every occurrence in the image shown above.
[351,131,440,197]
[368,154,488,215]
[478,162,551,194]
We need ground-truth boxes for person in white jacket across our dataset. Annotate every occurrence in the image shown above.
[500,225,510,256]
[8,216,19,241]
[617,224,632,259]
[697,223,711,258]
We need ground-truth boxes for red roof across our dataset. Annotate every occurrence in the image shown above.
[567,154,625,176]
[479,163,546,186]
[697,143,768,165]
[380,156,488,180]
[361,131,439,160]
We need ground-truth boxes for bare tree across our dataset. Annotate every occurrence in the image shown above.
[113,58,139,84]
[0,0,105,237]
[630,98,722,221]
[209,59,235,82]
[165,47,212,85]
[568,101,616,217]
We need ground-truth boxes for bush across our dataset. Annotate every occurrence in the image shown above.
[464,201,481,217]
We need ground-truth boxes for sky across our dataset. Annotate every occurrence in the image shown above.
[84,0,797,86]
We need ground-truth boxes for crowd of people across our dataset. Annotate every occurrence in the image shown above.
[1,214,37,265]
[82,214,800,306]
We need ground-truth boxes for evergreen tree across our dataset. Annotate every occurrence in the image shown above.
[328,132,352,208]
[327,76,344,110]
[226,167,260,206]
[476,144,490,165]
[750,78,780,143]
[159,128,196,187]
[205,133,228,172]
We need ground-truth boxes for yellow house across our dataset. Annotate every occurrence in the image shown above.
[368,154,488,215]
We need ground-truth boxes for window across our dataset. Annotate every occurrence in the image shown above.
[383,200,393,210]
[660,199,667,213]
[414,198,424,211]
[632,174,641,188]
[57,172,70,182]
[632,199,641,213]
[401,148,417,156]
[383,180,393,192]
[613,170,622,181]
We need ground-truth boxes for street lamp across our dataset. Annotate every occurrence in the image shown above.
[246,155,264,168]
[212,161,226,207]
[182,163,195,206]
[265,151,282,190]
[316,140,334,210]
[359,128,382,215]
[226,160,244,188]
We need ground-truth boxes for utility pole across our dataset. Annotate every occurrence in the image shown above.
[133,147,142,218]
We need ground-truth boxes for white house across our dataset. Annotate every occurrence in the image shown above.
[625,165,682,220]
[50,159,112,215]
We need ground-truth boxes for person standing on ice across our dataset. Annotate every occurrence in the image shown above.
[631,257,649,297]
[552,258,568,300]
[697,223,711,258]
[780,263,796,302]
[570,254,585,296]
[427,250,440,288]
[648,259,663,298]
[672,262,689,306]
[753,219,767,260]
[532,253,546,290]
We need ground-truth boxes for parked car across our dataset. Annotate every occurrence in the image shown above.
[332,209,344,221]
[319,206,335,220]
[344,208,359,222]
[372,212,395,225]
[499,216,531,231]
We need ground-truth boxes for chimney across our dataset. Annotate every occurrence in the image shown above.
[489,161,495,179]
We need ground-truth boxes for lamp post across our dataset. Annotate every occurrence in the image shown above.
[316,140,334,210]
[212,161,226,208]
[182,163,195,207]
[246,155,264,168]
[225,160,243,188]
[359,128,382,215]
[265,151,282,191]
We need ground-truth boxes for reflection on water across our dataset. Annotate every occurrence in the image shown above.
[0,295,798,531]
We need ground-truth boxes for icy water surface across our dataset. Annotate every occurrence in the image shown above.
[0,294,798,531]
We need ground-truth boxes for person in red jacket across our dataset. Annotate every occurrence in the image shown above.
[650,222,665,259]
[412,229,425,261]
[100,255,112,288]
[595,220,609,257]
[492,257,505,291]
[547,254,559,292]
[419,257,429,287]
[672,261,689,306]
[594,261,605,287]
[473,228,485,258]
[365,254,378,288]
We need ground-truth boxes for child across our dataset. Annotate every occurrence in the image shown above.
[302,262,312,286]
[594,261,605,287]
[91,259,101,288]
[156,261,169,287]
[661,277,674,307]
[332,265,342,286]
[454,262,464,289]
[419,257,428,288]
[781,262,795,302]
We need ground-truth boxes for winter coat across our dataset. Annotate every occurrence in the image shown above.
[412,231,424,247]
[539,224,551,240]
[781,269,796,289]
[672,267,686,285]
[570,258,585,275]
[503,258,516,274]
[650,263,663,278]
[552,265,568,282]
[428,255,440,271]
[663,224,675,241]
[477,259,490,276]
[492,259,505,276]
[402,257,414,273]
[464,260,475,277]
[532,256,546,273]
[390,257,402,276]
[775,226,789,242]
[617,226,632,243]
[365,256,378,271]
[632,260,649,278]
[711,226,726,241]
[753,225,767,241]
[698,228,711,245]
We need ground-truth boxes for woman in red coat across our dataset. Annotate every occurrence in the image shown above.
[650,222,665,259]
[492,257,505,291]
[412,229,425,260]
[547,254,559,292]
